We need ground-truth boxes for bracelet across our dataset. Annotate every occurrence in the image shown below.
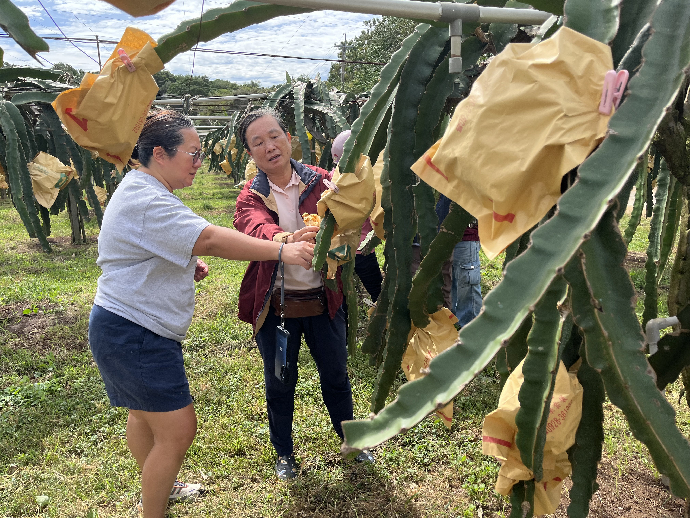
[278,242,284,263]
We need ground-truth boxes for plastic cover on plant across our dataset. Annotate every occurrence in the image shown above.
[401,307,459,428]
[482,359,583,515]
[317,154,375,234]
[370,150,385,240]
[27,152,75,208]
[411,27,614,259]
[52,27,164,171]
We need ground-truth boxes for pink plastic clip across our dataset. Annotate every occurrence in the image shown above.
[599,70,616,115]
[612,69,629,109]
[323,178,339,193]
[599,69,629,115]
[117,48,136,73]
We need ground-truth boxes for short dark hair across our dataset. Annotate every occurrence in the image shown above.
[238,108,288,152]
[130,110,193,167]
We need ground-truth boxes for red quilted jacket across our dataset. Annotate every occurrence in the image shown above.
[233,159,343,332]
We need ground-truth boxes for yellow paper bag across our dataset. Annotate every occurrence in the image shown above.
[0,163,8,189]
[482,359,583,515]
[93,185,108,206]
[402,308,459,428]
[27,152,76,209]
[411,27,613,259]
[317,154,375,234]
[325,227,361,279]
[52,28,164,172]
[245,159,258,183]
[291,137,303,161]
[99,0,176,17]
[220,160,233,177]
[370,150,385,240]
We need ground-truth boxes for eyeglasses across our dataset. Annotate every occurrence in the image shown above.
[175,149,205,163]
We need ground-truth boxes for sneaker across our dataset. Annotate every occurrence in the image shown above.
[169,480,203,502]
[275,454,299,480]
[354,449,375,464]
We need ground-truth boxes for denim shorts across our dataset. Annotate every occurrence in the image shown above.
[89,305,193,412]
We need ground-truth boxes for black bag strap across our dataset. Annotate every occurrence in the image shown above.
[278,243,285,328]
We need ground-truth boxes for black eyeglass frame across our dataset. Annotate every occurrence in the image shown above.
[174,149,205,163]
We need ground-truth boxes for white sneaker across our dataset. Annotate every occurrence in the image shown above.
[169,480,203,502]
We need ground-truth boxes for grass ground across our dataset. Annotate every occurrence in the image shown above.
[1,170,688,517]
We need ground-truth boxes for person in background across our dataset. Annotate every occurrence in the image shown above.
[424,195,482,326]
[88,110,314,518]
[234,109,373,482]
[447,202,482,327]
[331,130,383,302]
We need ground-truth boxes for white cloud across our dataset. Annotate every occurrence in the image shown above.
[2,0,375,84]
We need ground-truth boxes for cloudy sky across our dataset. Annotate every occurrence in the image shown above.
[3,0,376,85]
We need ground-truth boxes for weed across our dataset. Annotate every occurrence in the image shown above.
[1,169,688,517]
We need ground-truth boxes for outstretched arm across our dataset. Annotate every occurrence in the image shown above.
[192,225,314,269]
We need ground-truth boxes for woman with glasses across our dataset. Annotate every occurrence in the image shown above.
[88,110,315,518]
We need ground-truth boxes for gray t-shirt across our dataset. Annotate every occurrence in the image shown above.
[94,170,211,342]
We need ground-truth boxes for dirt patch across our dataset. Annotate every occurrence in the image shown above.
[6,235,97,255]
[550,459,688,517]
[623,251,647,270]
[0,301,89,354]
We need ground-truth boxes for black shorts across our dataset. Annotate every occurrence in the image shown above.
[89,305,193,412]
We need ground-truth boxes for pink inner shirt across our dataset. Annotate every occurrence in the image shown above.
[268,170,323,291]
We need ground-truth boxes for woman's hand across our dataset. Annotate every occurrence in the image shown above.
[281,241,315,270]
[194,258,209,282]
[288,225,320,244]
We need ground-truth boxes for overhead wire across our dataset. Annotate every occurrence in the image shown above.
[189,46,385,65]
[0,33,385,66]
[71,13,96,35]
[190,0,206,76]
[36,54,55,67]
[35,0,100,66]
[262,13,309,74]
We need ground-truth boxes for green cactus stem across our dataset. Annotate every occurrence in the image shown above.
[342,0,690,451]
[515,276,568,479]
[496,314,532,389]
[408,202,473,328]
[623,160,647,245]
[0,0,48,61]
[611,0,657,67]
[291,83,312,165]
[337,27,426,177]
[11,91,59,105]
[509,479,535,518]
[563,0,620,44]
[312,26,425,273]
[0,102,50,251]
[646,151,660,218]
[361,141,392,361]
[580,209,690,498]
[566,359,605,518]
[657,178,682,286]
[81,149,104,227]
[342,258,358,355]
[0,103,36,240]
[312,210,335,271]
[642,157,671,326]
[155,2,309,64]
[370,25,450,413]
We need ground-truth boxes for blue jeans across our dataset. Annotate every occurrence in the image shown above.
[255,306,353,457]
[451,240,482,327]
